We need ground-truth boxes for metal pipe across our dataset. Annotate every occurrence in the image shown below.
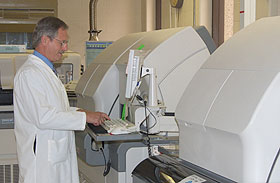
[193,0,196,26]
[93,0,98,31]
[88,0,101,41]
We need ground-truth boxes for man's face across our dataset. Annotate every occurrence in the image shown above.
[45,28,69,62]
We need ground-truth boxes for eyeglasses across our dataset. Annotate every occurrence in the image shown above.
[54,38,69,47]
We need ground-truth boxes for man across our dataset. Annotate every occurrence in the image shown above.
[14,16,110,183]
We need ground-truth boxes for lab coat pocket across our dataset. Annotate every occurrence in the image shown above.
[48,137,69,164]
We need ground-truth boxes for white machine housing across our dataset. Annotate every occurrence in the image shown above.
[176,16,280,182]
[0,51,81,88]
[76,26,214,183]
[76,26,211,132]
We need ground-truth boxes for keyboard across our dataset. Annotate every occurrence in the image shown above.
[101,119,136,134]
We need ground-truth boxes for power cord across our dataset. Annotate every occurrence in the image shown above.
[108,94,119,116]
[91,140,111,176]
[143,99,152,157]
[266,148,280,183]
[89,93,118,177]
[145,107,158,130]
[100,146,111,176]
[136,95,158,132]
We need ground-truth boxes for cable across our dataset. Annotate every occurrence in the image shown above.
[136,95,158,131]
[146,107,158,130]
[266,148,280,183]
[144,100,152,157]
[136,95,149,129]
[90,138,99,152]
[125,79,143,121]
[136,95,144,103]
[136,94,157,156]
[108,94,119,116]
[89,140,111,176]
[100,147,111,176]
[139,116,149,130]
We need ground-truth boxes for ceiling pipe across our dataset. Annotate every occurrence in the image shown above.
[88,0,102,41]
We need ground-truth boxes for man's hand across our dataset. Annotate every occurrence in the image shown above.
[78,109,110,126]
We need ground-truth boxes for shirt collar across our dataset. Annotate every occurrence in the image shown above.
[33,50,55,71]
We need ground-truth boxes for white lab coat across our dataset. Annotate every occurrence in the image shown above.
[14,54,86,183]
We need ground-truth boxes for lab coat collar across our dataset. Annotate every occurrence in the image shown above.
[33,50,56,73]
[29,54,60,81]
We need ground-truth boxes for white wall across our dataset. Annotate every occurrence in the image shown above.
[58,0,214,66]
[161,0,195,29]
[161,0,212,36]
[198,0,212,36]
[58,0,145,66]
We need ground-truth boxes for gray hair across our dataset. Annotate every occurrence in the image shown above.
[32,16,68,48]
